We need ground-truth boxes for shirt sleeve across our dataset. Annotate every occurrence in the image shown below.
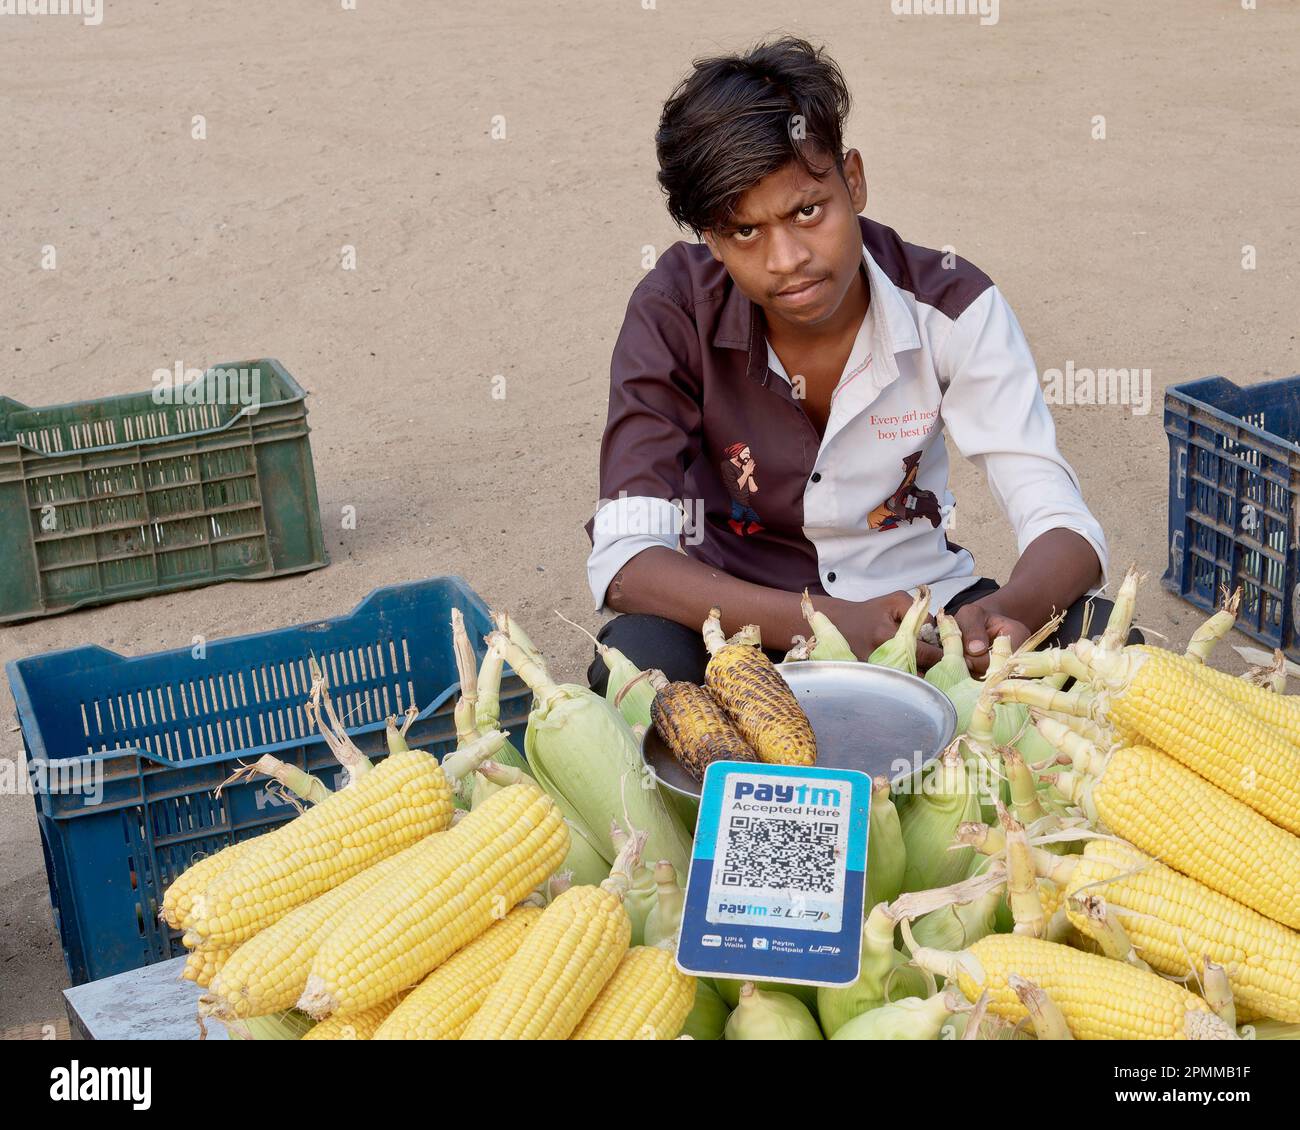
[937,286,1109,591]
[585,279,705,611]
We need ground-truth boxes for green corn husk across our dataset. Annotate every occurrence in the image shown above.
[714,977,818,1014]
[867,587,930,675]
[468,644,531,807]
[222,1009,316,1040]
[724,983,823,1041]
[866,777,905,908]
[924,613,970,694]
[556,611,656,731]
[965,850,1016,934]
[612,824,658,946]
[643,861,685,948]
[488,631,692,876]
[829,992,958,1040]
[817,904,929,1037]
[681,979,729,1041]
[385,715,411,756]
[909,887,1002,951]
[801,591,857,661]
[898,744,982,893]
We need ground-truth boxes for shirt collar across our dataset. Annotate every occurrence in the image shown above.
[711,221,922,385]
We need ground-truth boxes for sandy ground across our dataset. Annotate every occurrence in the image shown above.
[1,0,1296,1030]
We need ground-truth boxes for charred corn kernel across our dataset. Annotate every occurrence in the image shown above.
[1061,840,1300,1023]
[1087,646,1300,834]
[301,997,402,1040]
[1057,745,1300,929]
[203,835,434,1020]
[649,671,757,781]
[185,749,455,945]
[462,887,631,1040]
[162,841,260,929]
[299,783,568,1019]
[703,609,816,766]
[571,945,696,1040]
[372,908,541,1040]
[912,934,1230,1040]
[182,943,235,989]
[1138,644,1300,734]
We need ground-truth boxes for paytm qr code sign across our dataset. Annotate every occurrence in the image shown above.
[675,761,869,987]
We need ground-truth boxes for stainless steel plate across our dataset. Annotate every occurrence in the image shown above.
[643,661,958,801]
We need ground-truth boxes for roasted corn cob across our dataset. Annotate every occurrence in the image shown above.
[703,608,816,766]
[649,670,757,780]
[461,836,640,1040]
[910,934,1234,1039]
[299,782,568,1019]
[1052,744,1300,929]
[1048,840,1300,1022]
[570,943,696,1040]
[372,907,542,1040]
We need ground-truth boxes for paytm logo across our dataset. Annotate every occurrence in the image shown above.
[733,780,841,806]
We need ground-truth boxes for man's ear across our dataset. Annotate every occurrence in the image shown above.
[841,149,869,214]
[701,231,724,263]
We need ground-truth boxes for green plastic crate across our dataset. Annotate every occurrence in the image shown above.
[0,358,328,622]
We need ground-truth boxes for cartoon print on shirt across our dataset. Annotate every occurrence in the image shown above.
[868,452,943,531]
[721,442,764,536]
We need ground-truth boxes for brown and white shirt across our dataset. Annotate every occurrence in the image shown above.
[586,215,1107,612]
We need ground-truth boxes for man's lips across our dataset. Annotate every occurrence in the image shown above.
[777,276,826,296]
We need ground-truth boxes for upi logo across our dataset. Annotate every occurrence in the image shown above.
[891,0,999,28]
[0,0,103,26]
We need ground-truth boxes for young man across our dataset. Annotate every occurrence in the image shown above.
[585,37,1114,690]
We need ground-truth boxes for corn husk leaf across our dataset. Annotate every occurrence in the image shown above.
[680,979,729,1041]
[829,992,957,1040]
[801,591,857,661]
[866,777,905,908]
[867,587,930,675]
[898,745,982,892]
[817,904,928,1037]
[724,984,823,1041]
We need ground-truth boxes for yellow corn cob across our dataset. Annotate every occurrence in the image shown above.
[912,934,1231,1039]
[1061,840,1300,1023]
[181,943,235,989]
[1056,744,1300,929]
[570,945,696,1040]
[1087,646,1300,834]
[184,749,455,946]
[301,997,403,1040]
[649,671,757,781]
[1138,644,1300,734]
[203,833,438,1019]
[461,838,641,1040]
[703,608,816,766]
[372,907,542,1040]
[299,783,568,1019]
[162,841,259,929]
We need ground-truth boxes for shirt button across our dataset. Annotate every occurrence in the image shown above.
[827,571,837,583]
[811,472,822,483]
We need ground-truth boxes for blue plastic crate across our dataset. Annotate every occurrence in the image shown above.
[5,576,530,985]
[1164,375,1300,662]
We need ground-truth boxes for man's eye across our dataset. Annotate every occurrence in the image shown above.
[733,226,757,242]
[797,204,822,221]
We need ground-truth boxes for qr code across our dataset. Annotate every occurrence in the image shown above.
[718,816,838,893]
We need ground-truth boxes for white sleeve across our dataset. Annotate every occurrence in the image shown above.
[938,286,1109,590]
[586,496,685,612]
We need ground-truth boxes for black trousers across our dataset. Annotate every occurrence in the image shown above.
[586,578,1141,693]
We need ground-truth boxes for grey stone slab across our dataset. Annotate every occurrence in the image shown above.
[63,956,228,1041]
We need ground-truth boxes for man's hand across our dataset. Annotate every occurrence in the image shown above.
[953,600,1031,675]
[841,591,944,670]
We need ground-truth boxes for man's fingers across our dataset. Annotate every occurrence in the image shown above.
[915,640,945,672]
[964,649,991,677]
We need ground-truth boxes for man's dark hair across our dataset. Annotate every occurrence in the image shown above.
[654,36,853,239]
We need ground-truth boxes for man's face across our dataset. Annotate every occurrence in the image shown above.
[738,446,751,463]
[703,148,868,333]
